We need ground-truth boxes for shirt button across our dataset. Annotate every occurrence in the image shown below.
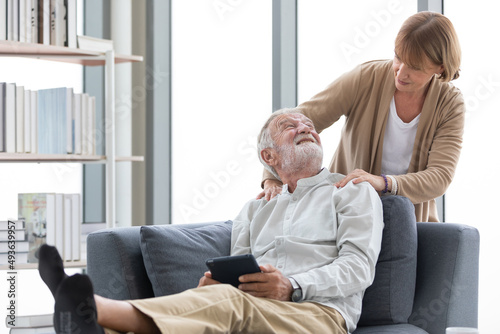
[278,265,283,269]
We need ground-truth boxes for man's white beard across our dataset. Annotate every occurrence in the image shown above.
[277,140,323,175]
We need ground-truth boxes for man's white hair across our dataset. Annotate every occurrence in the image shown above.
[257,108,304,180]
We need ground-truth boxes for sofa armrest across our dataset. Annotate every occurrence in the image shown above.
[410,222,480,334]
[87,226,155,300]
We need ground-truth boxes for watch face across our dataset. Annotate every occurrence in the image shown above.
[292,289,302,302]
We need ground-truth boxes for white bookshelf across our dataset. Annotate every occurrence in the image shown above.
[0,40,143,229]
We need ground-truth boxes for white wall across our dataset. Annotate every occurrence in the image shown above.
[444,1,500,332]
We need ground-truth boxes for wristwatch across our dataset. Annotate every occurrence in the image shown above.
[289,277,303,302]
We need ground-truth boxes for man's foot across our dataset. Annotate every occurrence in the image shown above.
[37,244,68,297]
[54,274,104,334]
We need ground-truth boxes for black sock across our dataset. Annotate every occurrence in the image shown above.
[37,244,68,298]
[54,274,104,334]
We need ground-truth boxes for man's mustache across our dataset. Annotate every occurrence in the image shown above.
[294,134,319,146]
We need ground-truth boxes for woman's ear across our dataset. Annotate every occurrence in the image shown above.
[438,64,445,75]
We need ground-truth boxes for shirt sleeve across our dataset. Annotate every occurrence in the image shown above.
[291,181,384,300]
[230,201,254,256]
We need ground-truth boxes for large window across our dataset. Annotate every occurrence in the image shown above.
[444,1,500,331]
[171,1,272,224]
[298,0,417,164]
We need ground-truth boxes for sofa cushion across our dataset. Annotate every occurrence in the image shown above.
[357,196,418,326]
[140,221,233,297]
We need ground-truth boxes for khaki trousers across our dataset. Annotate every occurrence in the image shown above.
[108,284,347,334]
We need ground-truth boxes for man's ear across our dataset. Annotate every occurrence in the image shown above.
[261,148,277,167]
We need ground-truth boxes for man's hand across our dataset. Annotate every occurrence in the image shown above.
[238,264,293,301]
[256,179,283,201]
[198,271,221,287]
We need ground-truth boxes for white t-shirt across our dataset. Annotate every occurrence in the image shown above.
[381,97,420,175]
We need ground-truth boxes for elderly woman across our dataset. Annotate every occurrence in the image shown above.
[259,11,464,222]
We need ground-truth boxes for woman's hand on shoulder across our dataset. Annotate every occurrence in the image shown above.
[334,169,389,193]
[256,179,283,201]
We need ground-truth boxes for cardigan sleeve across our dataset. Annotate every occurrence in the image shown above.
[394,88,465,204]
[296,64,361,133]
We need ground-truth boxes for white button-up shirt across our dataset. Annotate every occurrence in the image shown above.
[231,168,384,333]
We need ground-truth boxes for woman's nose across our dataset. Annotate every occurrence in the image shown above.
[397,63,409,77]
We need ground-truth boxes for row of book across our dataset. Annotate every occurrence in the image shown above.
[0,0,77,47]
[0,83,97,155]
[0,192,82,265]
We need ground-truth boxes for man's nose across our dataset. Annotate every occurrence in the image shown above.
[297,123,311,134]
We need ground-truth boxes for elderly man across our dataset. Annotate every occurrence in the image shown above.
[38,108,383,334]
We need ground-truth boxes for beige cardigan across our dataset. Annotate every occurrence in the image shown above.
[263,60,465,222]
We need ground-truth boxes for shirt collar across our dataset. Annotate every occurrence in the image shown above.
[281,168,328,193]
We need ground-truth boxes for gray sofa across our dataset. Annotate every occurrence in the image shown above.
[87,196,479,334]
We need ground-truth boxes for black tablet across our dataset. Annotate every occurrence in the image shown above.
[205,254,261,287]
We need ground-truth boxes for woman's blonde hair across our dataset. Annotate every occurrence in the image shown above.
[395,11,461,81]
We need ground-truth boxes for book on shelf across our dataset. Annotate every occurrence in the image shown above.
[30,90,38,153]
[6,312,53,329]
[12,0,19,41]
[65,193,81,261]
[0,251,28,264]
[69,193,80,261]
[73,93,82,154]
[38,0,51,45]
[30,0,39,44]
[54,193,64,257]
[66,0,76,48]
[0,0,6,40]
[5,82,16,153]
[18,193,53,262]
[37,87,67,154]
[19,0,26,42]
[65,87,73,153]
[50,0,66,47]
[81,93,88,155]
[0,82,5,152]
[0,229,27,242]
[9,327,55,334]
[6,0,13,41]
[77,35,113,52]
[24,89,31,153]
[85,95,96,155]
[0,240,29,252]
[0,220,25,230]
[16,85,24,153]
